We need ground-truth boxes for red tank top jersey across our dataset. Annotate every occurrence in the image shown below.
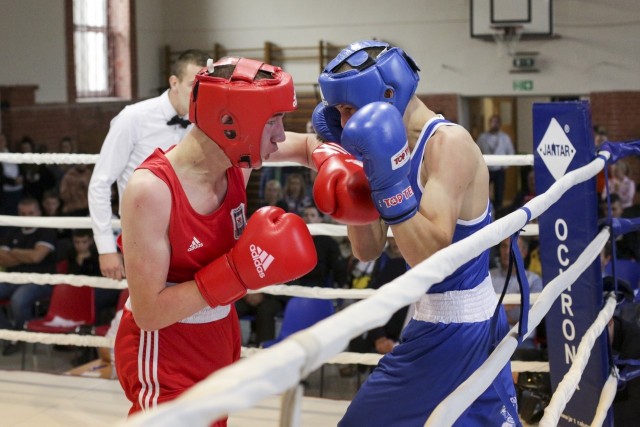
[141,147,248,282]
[115,148,245,423]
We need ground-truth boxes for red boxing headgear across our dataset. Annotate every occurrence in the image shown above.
[189,57,297,168]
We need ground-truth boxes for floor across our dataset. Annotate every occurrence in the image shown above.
[0,341,365,427]
[0,341,543,426]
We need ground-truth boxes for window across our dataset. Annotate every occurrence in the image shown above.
[66,0,134,101]
[73,0,110,97]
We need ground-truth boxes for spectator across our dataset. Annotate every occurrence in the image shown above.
[603,161,636,209]
[510,167,536,212]
[59,136,76,154]
[40,189,70,260]
[594,125,608,150]
[234,292,286,347]
[0,133,23,218]
[0,197,57,355]
[18,136,57,202]
[476,114,515,209]
[490,236,543,352]
[346,238,409,363]
[610,299,640,424]
[41,189,63,217]
[601,192,640,262]
[51,136,78,183]
[593,125,609,195]
[66,229,119,324]
[59,164,93,216]
[295,204,348,288]
[252,178,288,215]
[65,228,119,366]
[282,172,312,215]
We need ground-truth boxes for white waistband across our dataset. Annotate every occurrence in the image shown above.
[179,305,231,324]
[124,296,231,324]
[413,275,498,324]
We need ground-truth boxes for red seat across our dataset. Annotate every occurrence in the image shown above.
[94,288,129,337]
[25,284,95,333]
[22,284,95,370]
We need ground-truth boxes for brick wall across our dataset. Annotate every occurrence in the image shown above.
[418,93,459,123]
[590,91,640,183]
[1,97,130,154]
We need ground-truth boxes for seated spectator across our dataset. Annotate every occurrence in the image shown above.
[282,172,312,216]
[603,161,636,209]
[59,164,93,217]
[593,125,608,195]
[66,229,120,324]
[65,229,119,365]
[343,238,409,375]
[609,298,640,424]
[490,235,543,353]
[41,189,63,217]
[295,205,348,288]
[18,136,57,202]
[0,197,57,355]
[252,179,288,215]
[0,133,23,218]
[510,167,536,212]
[235,292,286,347]
[41,189,70,260]
[601,194,637,260]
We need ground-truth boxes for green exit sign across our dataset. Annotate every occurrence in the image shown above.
[513,79,534,91]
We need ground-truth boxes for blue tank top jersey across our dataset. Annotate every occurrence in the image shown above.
[408,115,491,293]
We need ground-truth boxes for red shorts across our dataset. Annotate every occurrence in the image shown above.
[115,306,241,426]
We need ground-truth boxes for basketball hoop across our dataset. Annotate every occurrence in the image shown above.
[491,25,523,57]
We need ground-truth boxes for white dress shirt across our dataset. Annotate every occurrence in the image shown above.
[88,90,190,254]
[476,130,515,171]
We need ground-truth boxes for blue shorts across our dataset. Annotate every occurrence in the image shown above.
[339,310,519,427]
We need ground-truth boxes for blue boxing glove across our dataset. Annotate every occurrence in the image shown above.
[312,103,343,143]
[341,102,417,224]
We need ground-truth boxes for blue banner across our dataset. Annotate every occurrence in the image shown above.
[533,101,612,426]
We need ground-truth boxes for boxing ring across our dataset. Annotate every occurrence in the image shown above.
[1,103,639,426]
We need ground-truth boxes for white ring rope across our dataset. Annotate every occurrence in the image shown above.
[0,152,534,167]
[591,367,619,427]
[0,329,111,347]
[0,215,539,238]
[425,226,611,427]
[117,153,609,427]
[0,153,99,164]
[538,293,617,427]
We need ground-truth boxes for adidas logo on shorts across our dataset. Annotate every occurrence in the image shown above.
[188,237,203,252]
[250,244,274,278]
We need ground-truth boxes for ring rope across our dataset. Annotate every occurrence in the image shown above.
[0,329,110,347]
[0,152,534,167]
[118,151,609,427]
[0,214,539,239]
[538,293,617,427]
[425,226,611,426]
[590,367,619,427]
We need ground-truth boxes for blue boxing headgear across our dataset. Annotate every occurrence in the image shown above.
[318,40,420,115]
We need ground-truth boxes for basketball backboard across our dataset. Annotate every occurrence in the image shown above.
[470,0,554,40]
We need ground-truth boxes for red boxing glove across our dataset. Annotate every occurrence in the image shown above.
[312,143,379,225]
[195,207,317,307]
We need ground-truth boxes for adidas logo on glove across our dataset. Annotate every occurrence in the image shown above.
[250,244,274,278]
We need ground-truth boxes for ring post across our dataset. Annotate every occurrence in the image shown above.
[533,101,612,426]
